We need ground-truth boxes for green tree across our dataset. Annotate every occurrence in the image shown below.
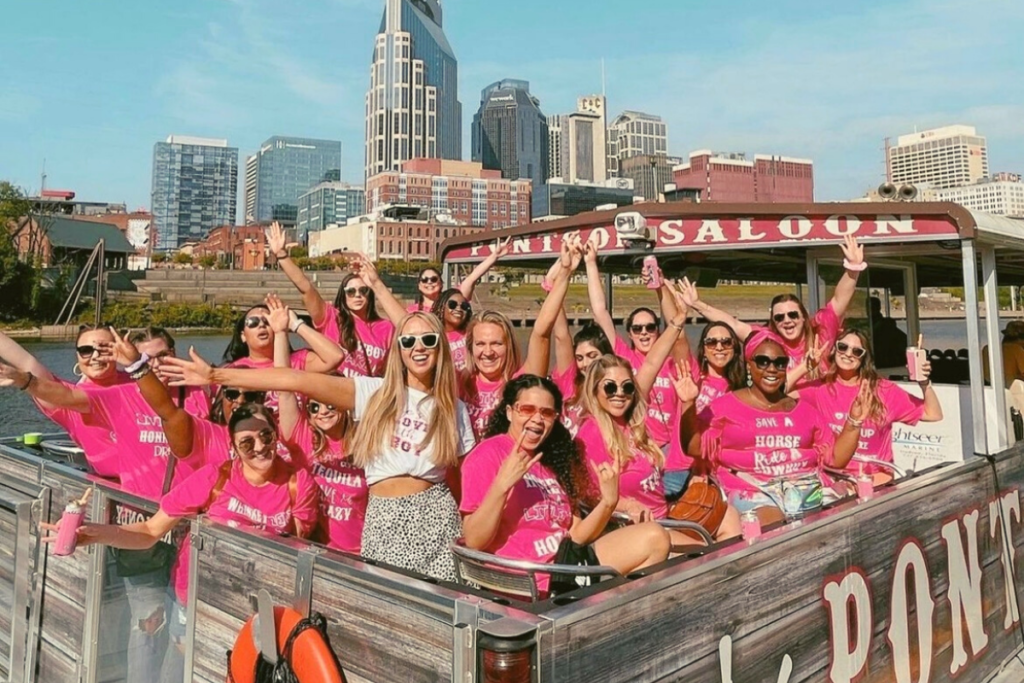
[0,182,36,321]
[152,252,168,265]
[173,252,193,265]
[197,254,217,269]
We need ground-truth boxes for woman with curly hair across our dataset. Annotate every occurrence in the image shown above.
[460,375,669,596]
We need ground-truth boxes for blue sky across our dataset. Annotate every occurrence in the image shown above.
[1,0,1021,211]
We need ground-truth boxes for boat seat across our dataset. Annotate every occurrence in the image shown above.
[450,541,620,602]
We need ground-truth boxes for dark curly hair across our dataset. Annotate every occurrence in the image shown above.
[484,374,589,507]
[431,288,472,332]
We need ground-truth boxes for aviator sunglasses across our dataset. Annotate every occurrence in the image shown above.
[398,333,440,350]
[345,286,370,298]
[223,389,267,403]
[752,355,790,371]
[835,341,866,359]
[772,310,802,324]
[235,428,276,456]
[244,316,270,329]
[601,380,636,397]
[446,300,472,312]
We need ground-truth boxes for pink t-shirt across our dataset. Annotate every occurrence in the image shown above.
[460,434,574,594]
[750,302,842,389]
[84,384,219,500]
[315,303,393,378]
[551,365,586,437]
[407,301,432,314]
[698,393,835,495]
[575,419,667,519]
[448,330,468,373]
[284,417,367,554]
[161,460,319,602]
[800,379,925,474]
[462,370,522,439]
[614,337,678,447]
[688,355,732,414]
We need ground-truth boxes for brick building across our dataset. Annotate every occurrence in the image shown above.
[365,158,531,230]
[194,225,266,270]
[672,150,814,203]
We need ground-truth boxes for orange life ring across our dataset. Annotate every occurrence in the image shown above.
[228,605,345,683]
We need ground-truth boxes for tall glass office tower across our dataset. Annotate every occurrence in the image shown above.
[246,136,342,223]
[364,0,461,180]
[471,79,548,189]
[151,135,238,250]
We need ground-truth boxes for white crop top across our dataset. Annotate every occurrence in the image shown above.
[352,377,477,486]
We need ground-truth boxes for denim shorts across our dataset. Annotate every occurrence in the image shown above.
[662,470,692,499]
[728,491,779,514]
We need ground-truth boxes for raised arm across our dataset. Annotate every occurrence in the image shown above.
[354,254,410,324]
[635,314,686,398]
[0,331,52,380]
[522,237,579,377]
[678,277,753,342]
[829,235,865,320]
[458,237,510,300]
[0,364,91,412]
[267,295,301,440]
[584,238,618,346]
[163,351,356,412]
[543,257,575,376]
[269,291,344,373]
[268,221,329,327]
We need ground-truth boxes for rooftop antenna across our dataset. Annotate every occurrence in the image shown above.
[601,58,606,97]
[41,159,47,193]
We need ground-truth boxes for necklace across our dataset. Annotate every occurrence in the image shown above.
[745,388,781,411]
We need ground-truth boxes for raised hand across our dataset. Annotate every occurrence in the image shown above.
[672,359,700,404]
[494,430,544,495]
[850,379,872,422]
[841,234,864,269]
[108,327,142,367]
[806,336,827,372]
[676,277,700,310]
[265,293,291,334]
[589,457,621,508]
[267,221,286,257]
[583,236,599,265]
[567,233,584,270]
[494,236,512,259]
[162,347,215,387]
[351,253,380,287]
[559,234,574,269]
[0,362,30,389]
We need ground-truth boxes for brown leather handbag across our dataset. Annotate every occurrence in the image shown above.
[667,475,728,535]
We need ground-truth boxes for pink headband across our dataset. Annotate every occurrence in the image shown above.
[744,328,787,361]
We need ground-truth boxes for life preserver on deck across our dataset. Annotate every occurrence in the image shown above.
[227,606,347,683]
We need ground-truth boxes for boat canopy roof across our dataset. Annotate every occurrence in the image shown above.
[440,201,1024,288]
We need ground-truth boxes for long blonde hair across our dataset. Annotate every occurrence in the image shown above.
[351,312,461,470]
[578,355,663,469]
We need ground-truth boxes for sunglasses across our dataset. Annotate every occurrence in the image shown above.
[235,428,277,456]
[629,323,659,334]
[836,341,866,359]
[345,286,370,298]
[601,380,636,397]
[514,403,558,421]
[76,345,103,358]
[703,337,734,349]
[446,300,472,312]
[244,316,270,329]
[420,275,440,284]
[398,333,440,350]
[772,310,802,324]
[752,355,790,371]
[308,402,337,415]
[223,389,267,404]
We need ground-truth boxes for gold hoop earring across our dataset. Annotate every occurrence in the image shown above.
[72,363,83,377]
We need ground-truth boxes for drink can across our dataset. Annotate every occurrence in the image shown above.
[643,256,661,289]
[53,499,86,557]
[740,510,761,541]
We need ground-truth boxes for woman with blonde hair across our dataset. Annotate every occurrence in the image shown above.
[163,311,476,581]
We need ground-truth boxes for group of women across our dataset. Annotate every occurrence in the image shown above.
[0,228,945,632]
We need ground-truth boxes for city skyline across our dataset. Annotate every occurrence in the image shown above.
[2,0,1022,214]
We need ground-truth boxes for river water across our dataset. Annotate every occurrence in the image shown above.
[0,319,985,438]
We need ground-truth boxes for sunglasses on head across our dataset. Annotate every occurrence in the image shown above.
[772,310,802,324]
[703,336,734,349]
[235,428,276,456]
[836,341,866,359]
[629,323,658,334]
[345,286,370,298]
[308,402,337,415]
[446,300,472,312]
[420,275,440,284]
[752,355,790,371]
[76,345,102,358]
[601,380,636,397]
[398,333,440,350]
[514,402,558,421]
[244,316,270,329]
[223,389,267,403]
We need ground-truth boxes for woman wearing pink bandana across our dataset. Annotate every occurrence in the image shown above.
[678,235,866,390]
[680,329,862,527]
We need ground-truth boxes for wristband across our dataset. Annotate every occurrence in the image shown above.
[670,319,685,331]
[130,365,152,382]
[843,258,868,272]
[275,250,289,260]
[846,415,864,428]
[19,372,34,391]
[125,353,150,375]
[289,319,305,333]
[540,278,553,293]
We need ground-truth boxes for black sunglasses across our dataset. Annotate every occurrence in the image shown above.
[244,316,270,329]
[629,323,659,334]
[345,286,370,298]
[223,389,267,403]
[752,355,790,371]
[836,341,866,359]
[76,345,102,358]
[308,402,337,415]
[601,380,636,397]
[703,336,734,349]
[398,333,440,350]
[446,300,472,312]
[420,275,440,284]
[772,310,802,324]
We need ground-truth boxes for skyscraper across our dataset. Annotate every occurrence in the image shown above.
[549,96,607,184]
[245,136,341,224]
[471,79,548,189]
[887,125,988,190]
[365,0,461,180]
[607,111,667,178]
[547,115,564,181]
[296,182,366,243]
[151,135,238,251]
